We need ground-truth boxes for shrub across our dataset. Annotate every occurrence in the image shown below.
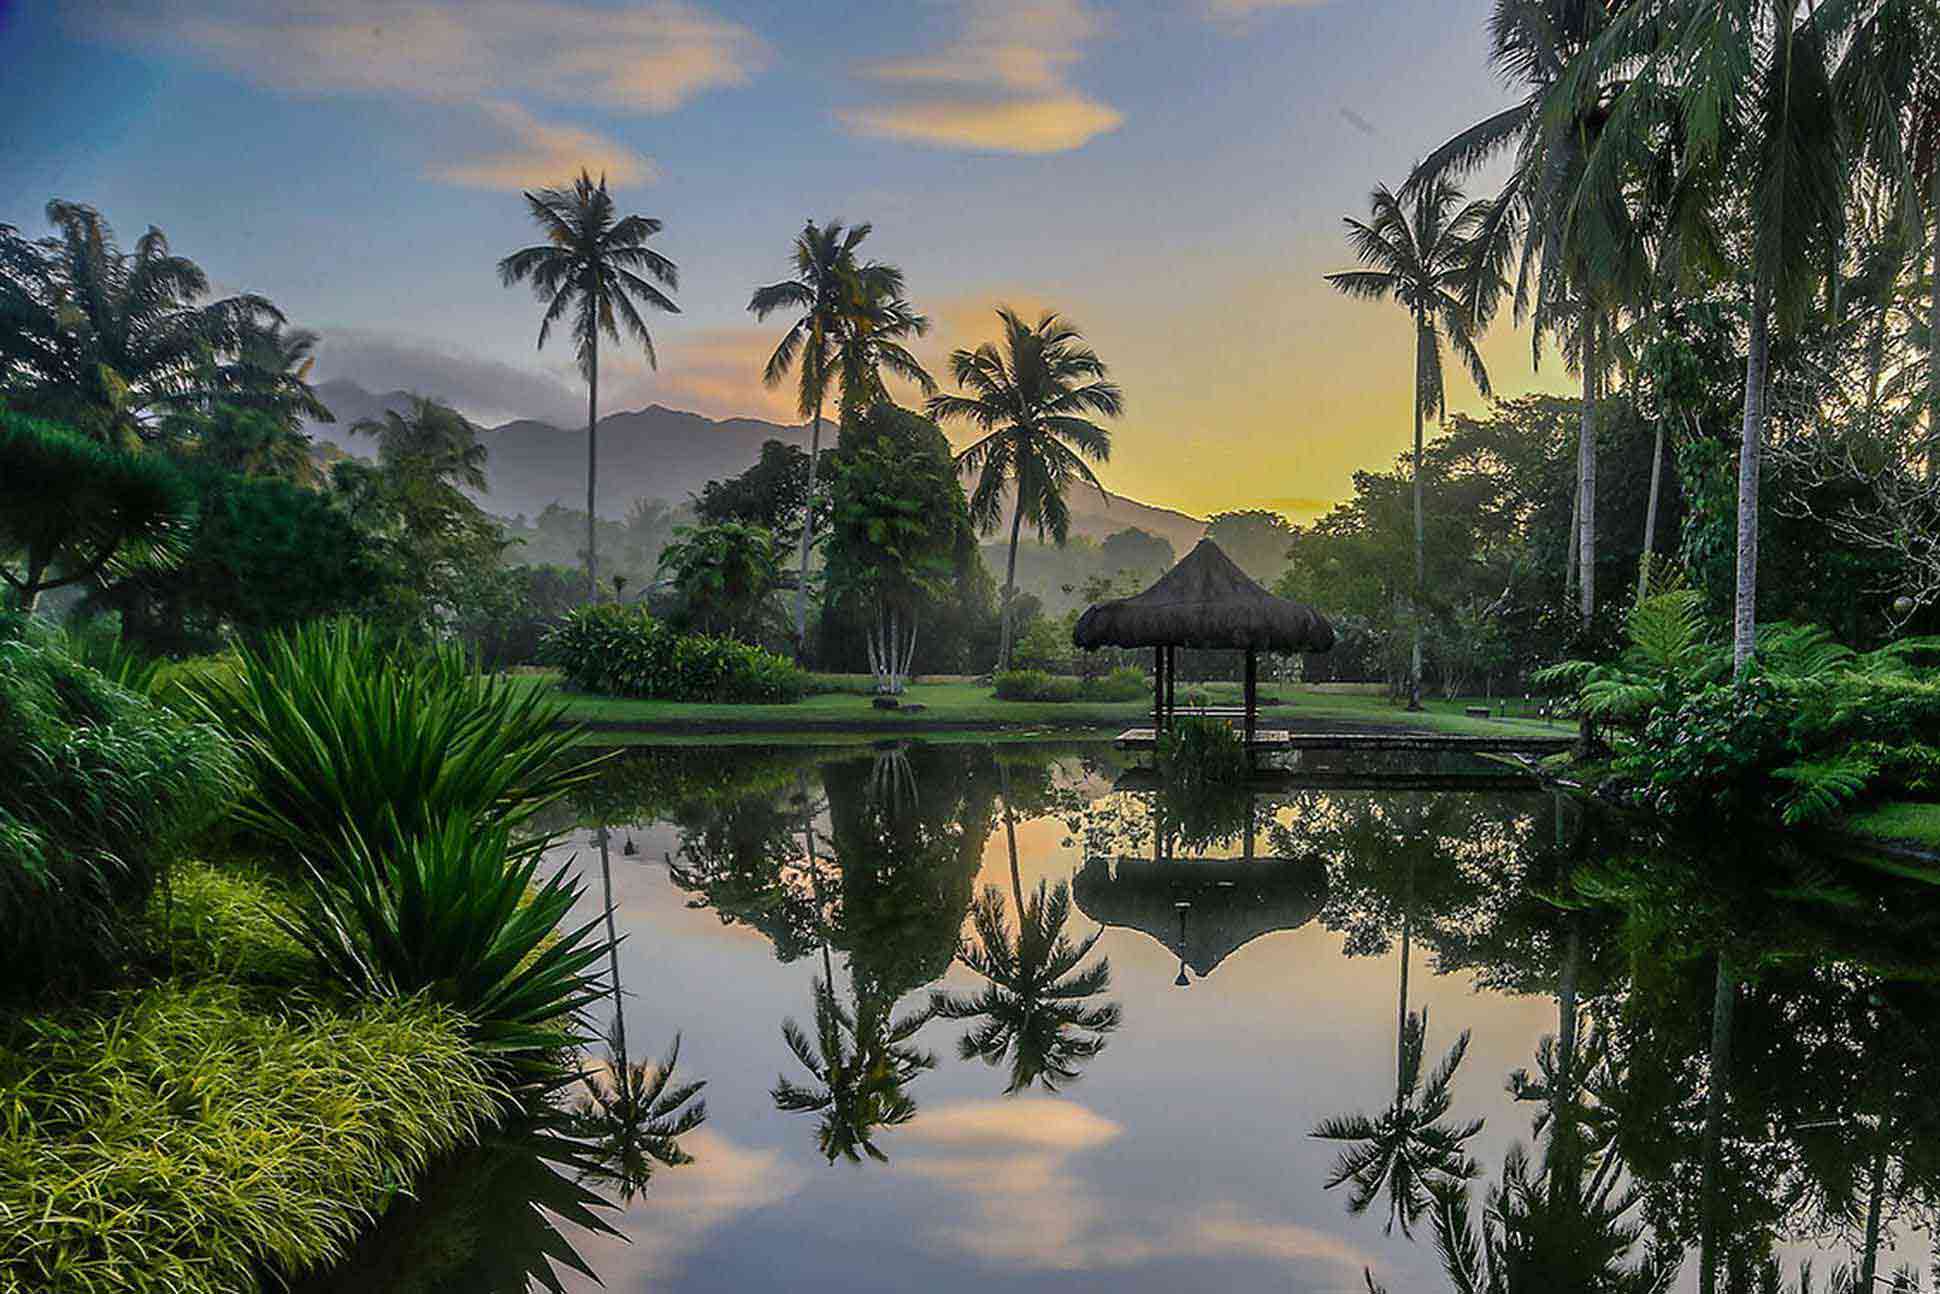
[1081,666,1148,702]
[993,670,1083,702]
[0,616,240,997]
[280,816,609,1083]
[542,604,807,703]
[0,980,504,1294]
[183,619,591,861]
[1155,717,1251,791]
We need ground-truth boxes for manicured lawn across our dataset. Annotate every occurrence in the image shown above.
[517,672,1563,740]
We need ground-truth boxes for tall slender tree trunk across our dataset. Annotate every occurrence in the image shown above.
[1565,463,1581,605]
[1639,418,1666,601]
[1578,323,1598,627]
[1396,855,1415,1101]
[1697,954,1736,1294]
[586,340,600,603]
[794,401,824,664]
[998,497,1026,674]
[1408,318,1426,712]
[1928,171,1939,467]
[597,826,627,1070]
[999,762,1024,915]
[1735,275,1773,675]
[1859,1140,1888,1292]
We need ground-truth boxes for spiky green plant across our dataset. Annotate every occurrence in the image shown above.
[185,618,593,861]
[278,816,610,1083]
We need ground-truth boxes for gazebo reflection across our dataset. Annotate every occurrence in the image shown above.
[1072,792,1328,986]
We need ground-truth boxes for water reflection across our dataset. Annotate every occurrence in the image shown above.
[320,743,1940,1292]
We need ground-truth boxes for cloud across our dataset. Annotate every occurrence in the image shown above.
[598,1128,808,1280]
[310,330,583,425]
[75,0,762,188]
[1203,0,1335,17]
[433,102,655,190]
[838,0,1122,154]
[600,325,804,425]
[893,1098,1375,1280]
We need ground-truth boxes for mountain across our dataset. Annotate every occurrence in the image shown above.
[306,379,1204,549]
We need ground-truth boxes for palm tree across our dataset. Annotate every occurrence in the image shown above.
[1326,180,1493,711]
[351,397,490,492]
[1409,0,1654,634]
[0,201,286,446]
[927,307,1123,673]
[1580,1,1853,674]
[1312,1008,1482,1238]
[498,170,679,604]
[834,274,935,418]
[932,880,1122,1094]
[772,974,936,1164]
[749,220,901,658]
[569,1027,707,1203]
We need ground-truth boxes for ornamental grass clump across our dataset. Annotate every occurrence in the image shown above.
[0,980,505,1294]
[281,816,610,1085]
[1156,717,1251,789]
[0,615,240,997]
[184,618,591,860]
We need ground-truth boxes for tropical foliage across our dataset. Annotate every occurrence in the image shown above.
[542,604,809,703]
[773,975,936,1164]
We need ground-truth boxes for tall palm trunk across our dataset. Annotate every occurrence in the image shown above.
[1929,172,1939,466]
[1396,855,1415,1102]
[586,339,600,603]
[597,826,627,1069]
[999,762,1024,915]
[998,496,1026,674]
[1735,275,1773,675]
[1697,954,1736,1294]
[1408,316,1426,712]
[1859,1140,1888,1292]
[795,400,824,664]
[1639,414,1666,600]
[1577,323,1598,627]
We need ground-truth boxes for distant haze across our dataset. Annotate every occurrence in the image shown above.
[309,379,1206,553]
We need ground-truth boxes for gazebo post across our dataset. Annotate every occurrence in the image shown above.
[1165,646,1176,723]
[1243,649,1258,748]
[1152,646,1164,732]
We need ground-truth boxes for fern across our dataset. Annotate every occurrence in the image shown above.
[1623,589,1709,678]
[1772,752,1877,826]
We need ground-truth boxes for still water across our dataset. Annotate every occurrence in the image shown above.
[315,742,1940,1292]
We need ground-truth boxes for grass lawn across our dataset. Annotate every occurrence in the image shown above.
[1846,802,1940,851]
[518,673,1565,740]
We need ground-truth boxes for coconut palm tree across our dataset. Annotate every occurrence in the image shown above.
[772,974,936,1164]
[932,878,1122,1095]
[749,220,903,658]
[0,201,286,446]
[927,307,1122,674]
[1312,1008,1482,1238]
[1410,0,1659,634]
[569,1027,707,1203]
[351,397,489,493]
[1326,180,1493,711]
[834,275,935,419]
[1578,0,1852,673]
[498,170,679,604]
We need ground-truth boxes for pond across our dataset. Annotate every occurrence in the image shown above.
[310,741,1940,1293]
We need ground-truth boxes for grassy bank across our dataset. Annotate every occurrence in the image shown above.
[516,672,1563,740]
[0,861,508,1294]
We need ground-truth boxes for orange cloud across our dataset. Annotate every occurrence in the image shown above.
[839,0,1122,154]
[434,103,655,190]
[601,326,805,426]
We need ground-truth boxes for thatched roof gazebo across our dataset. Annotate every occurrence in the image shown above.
[1072,853,1328,984]
[1071,538,1335,744]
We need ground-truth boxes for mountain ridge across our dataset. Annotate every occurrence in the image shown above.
[305,379,1205,553]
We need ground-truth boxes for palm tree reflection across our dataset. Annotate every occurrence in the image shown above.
[568,1029,707,1203]
[772,975,937,1164]
[1311,1008,1481,1237]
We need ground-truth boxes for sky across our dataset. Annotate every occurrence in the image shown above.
[0,0,1576,522]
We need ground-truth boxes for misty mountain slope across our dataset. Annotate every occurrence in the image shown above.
[307,380,1203,548]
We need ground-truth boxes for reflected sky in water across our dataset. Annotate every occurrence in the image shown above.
[342,742,1940,1292]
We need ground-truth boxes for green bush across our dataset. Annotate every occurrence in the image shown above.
[0,616,240,997]
[0,980,505,1294]
[1082,666,1149,702]
[542,604,807,703]
[184,618,590,861]
[280,817,609,1084]
[993,670,1083,702]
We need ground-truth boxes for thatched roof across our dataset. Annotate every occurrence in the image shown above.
[1071,854,1328,977]
[1070,539,1335,652]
